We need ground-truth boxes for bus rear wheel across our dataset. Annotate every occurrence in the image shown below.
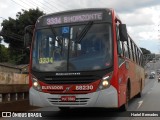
[136,81,142,98]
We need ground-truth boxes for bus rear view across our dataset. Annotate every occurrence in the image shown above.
[26,8,144,111]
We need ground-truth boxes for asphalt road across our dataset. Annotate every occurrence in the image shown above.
[2,61,160,120]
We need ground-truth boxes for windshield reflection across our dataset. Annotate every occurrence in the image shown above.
[32,23,112,72]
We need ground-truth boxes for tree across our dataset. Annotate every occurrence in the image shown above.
[0,44,9,62]
[140,47,151,55]
[0,8,45,64]
[0,36,2,43]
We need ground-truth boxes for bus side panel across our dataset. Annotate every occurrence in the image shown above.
[117,59,128,107]
[128,61,135,98]
[128,60,144,99]
[118,59,145,107]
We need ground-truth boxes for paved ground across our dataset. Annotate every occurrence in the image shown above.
[0,100,40,112]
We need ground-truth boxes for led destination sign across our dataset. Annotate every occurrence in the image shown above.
[45,12,103,25]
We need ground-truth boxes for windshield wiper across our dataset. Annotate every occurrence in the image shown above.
[49,25,62,45]
[75,21,93,43]
[49,25,57,37]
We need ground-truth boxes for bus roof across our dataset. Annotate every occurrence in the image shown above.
[40,8,112,18]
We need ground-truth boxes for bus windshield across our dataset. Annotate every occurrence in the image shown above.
[32,23,112,72]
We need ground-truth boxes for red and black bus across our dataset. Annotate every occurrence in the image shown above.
[25,8,145,111]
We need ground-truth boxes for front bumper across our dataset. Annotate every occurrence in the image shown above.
[29,85,118,108]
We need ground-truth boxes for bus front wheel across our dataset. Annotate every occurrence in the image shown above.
[119,86,130,111]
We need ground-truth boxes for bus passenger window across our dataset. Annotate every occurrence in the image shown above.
[118,41,123,56]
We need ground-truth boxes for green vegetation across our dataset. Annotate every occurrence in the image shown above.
[0,8,44,64]
[0,44,9,62]
[140,47,151,55]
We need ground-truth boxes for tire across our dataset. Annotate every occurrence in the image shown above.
[119,86,129,111]
[136,81,142,98]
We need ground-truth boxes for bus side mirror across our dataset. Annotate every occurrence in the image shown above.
[119,24,128,41]
[24,33,31,49]
[24,25,34,49]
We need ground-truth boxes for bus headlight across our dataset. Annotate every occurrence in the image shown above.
[102,80,109,87]
[98,74,112,90]
[32,77,42,92]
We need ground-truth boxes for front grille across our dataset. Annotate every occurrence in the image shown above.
[44,75,100,84]
[48,97,90,105]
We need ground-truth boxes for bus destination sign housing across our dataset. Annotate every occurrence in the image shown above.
[46,12,103,25]
[36,9,112,27]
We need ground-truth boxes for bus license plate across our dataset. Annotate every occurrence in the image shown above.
[61,96,76,102]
